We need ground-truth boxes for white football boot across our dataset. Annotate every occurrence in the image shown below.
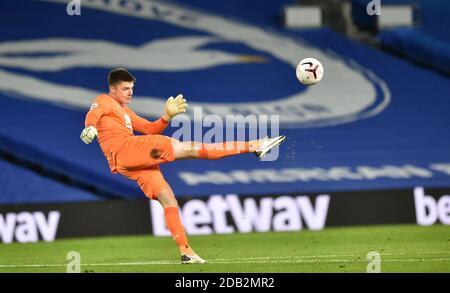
[181,254,207,264]
[254,135,286,159]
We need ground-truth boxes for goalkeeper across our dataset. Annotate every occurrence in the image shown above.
[81,68,285,264]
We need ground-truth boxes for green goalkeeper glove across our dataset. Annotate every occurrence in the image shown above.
[80,126,98,144]
[162,94,188,121]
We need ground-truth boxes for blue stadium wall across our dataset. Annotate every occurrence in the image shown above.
[0,0,449,242]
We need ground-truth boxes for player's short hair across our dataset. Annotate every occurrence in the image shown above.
[108,68,136,86]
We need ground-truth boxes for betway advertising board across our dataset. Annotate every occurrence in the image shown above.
[1,187,449,243]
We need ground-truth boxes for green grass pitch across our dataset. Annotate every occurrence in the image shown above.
[1,224,449,272]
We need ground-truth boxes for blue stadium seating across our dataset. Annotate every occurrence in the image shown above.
[0,159,100,204]
[352,0,450,73]
[0,0,449,203]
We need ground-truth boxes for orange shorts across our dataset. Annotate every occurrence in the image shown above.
[115,135,175,199]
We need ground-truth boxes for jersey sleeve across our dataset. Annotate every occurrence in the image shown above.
[85,96,110,128]
[128,108,169,135]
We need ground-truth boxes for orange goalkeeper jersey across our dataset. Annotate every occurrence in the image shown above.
[85,94,169,173]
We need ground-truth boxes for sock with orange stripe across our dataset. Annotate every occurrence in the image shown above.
[164,206,195,255]
[198,141,255,160]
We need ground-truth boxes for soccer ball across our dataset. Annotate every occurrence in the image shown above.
[296,57,324,86]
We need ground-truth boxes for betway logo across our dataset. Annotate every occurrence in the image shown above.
[0,211,60,244]
[150,194,330,236]
[414,187,450,226]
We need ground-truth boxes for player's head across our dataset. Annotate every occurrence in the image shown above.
[108,68,136,106]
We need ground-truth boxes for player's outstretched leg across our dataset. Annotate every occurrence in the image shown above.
[172,136,286,160]
[156,187,207,264]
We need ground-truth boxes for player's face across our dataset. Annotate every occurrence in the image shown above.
[110,81,134,105]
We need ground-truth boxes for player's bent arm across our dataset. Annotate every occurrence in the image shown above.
[80,102,104,144]
[129,93,187,135]
[84,103,104,127]
[129,109,169,135]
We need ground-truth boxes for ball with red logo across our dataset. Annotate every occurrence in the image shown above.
[296,57,324,86]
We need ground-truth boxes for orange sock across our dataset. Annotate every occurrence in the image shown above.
[198,142,250,160]
[164,207,188,249]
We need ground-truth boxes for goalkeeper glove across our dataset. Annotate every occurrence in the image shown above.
[162,94,188,121]
[80,126,98,144]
